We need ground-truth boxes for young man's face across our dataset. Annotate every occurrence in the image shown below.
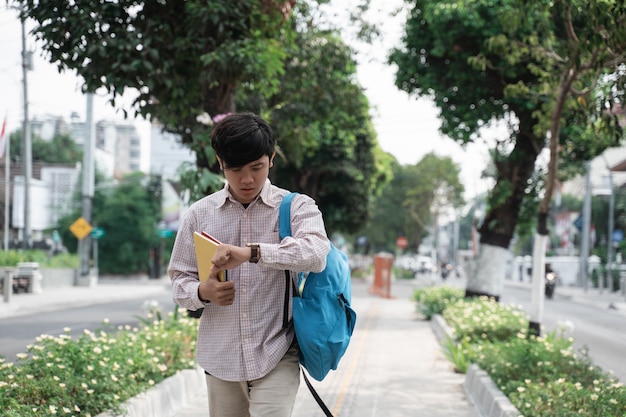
[219,154,274,204]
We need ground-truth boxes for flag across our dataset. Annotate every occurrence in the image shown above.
[0,114,6,159]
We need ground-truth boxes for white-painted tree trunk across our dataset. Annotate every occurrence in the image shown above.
[529,233,548,333]
[467,243,509,298]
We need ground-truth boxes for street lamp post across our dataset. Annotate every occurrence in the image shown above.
[20,14,33,249]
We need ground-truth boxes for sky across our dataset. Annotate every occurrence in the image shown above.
[0,2,497,200]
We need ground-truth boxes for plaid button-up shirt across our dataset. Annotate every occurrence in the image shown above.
[168,180,330,381]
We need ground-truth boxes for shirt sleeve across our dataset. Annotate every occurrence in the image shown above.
[259,193,330,272]
[168,206,206,311]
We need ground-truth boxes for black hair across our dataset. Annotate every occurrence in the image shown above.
[210,112,275,168]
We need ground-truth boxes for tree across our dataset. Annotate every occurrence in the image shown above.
[389,0,625,302]
[405,153,465,244]
[9,130,82,164]
[363,160,418,253]
[360,153,464,253]
[497,1,626,333]
[16,0,298,195]
[57,172,162,274]
[240,25,391,234]
[17,1,389,234]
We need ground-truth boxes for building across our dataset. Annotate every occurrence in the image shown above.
[0,161,79,245]
[149,121,195,180]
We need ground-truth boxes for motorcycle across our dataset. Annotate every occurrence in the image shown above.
[440,263,453,280]
[545,269,557,299]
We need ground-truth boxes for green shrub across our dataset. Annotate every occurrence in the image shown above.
[473,331,626,417]
[0,250,78,268]
[418,287,626,417]
[412,285,464,319]
[393,266,415,280]
[442,336,475,374]
[0,304,198,417]
[443,296,529,343]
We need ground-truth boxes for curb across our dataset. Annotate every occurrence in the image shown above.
[431,314,521,417]
[464,365,520,417]
[95,367,205,417]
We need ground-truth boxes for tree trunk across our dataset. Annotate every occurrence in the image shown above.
[467,113,543,300]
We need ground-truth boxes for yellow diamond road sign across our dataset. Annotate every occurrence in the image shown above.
[70,217,93,240]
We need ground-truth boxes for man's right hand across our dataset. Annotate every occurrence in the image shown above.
[198,267,235,306]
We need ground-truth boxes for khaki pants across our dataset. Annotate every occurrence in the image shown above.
[205,346,300,417]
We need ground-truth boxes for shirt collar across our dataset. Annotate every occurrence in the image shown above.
[217,178,275,208]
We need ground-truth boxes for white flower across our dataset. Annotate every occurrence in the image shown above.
[196,112,214,126]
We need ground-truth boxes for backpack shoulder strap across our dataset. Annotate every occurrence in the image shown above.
[280,192,299,329]
[279,192,298,239]
[279,192,336,417]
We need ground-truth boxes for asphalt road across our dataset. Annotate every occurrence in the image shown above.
[0,291,178,363]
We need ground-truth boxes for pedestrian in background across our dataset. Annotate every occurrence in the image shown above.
[168,112,330,417]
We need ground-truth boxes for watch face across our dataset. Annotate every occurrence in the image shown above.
[250,244,260,263]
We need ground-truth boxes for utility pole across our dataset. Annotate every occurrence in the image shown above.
[4,113,10,252]
[78,93,95,279]
[21,14,32,249]
[579,161,592,290]
[607,173,615,292]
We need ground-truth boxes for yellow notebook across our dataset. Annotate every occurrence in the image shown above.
[193,231,226,282]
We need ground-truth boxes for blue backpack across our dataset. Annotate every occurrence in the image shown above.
[279,192,357,382]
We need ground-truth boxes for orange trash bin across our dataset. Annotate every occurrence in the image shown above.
[370,253,394,298]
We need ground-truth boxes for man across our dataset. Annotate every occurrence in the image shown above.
[168,112,330,417]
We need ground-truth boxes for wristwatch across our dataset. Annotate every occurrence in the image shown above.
[247,243,260,263]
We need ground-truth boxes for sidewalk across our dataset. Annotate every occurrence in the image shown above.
[173,277,480,417]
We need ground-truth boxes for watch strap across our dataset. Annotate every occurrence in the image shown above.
[248,243,260,263]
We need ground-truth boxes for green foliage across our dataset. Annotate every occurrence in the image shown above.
[94,174,162,275]
[442,336,474,374]
[16,0,388,232]
[412,285,464,320]
[393,266,415,280]
[0,250,45,267]
[10,131,82,164]
[361,154,464,252]
[248,22,391,235]
[0,305,198,417]
[56,173,162,275]
[389,0,626,253]
[443,297,529,343]
[0,250,77,268]
[475,333,626,417]
[418,286,626,416]
[17,0,298,198]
